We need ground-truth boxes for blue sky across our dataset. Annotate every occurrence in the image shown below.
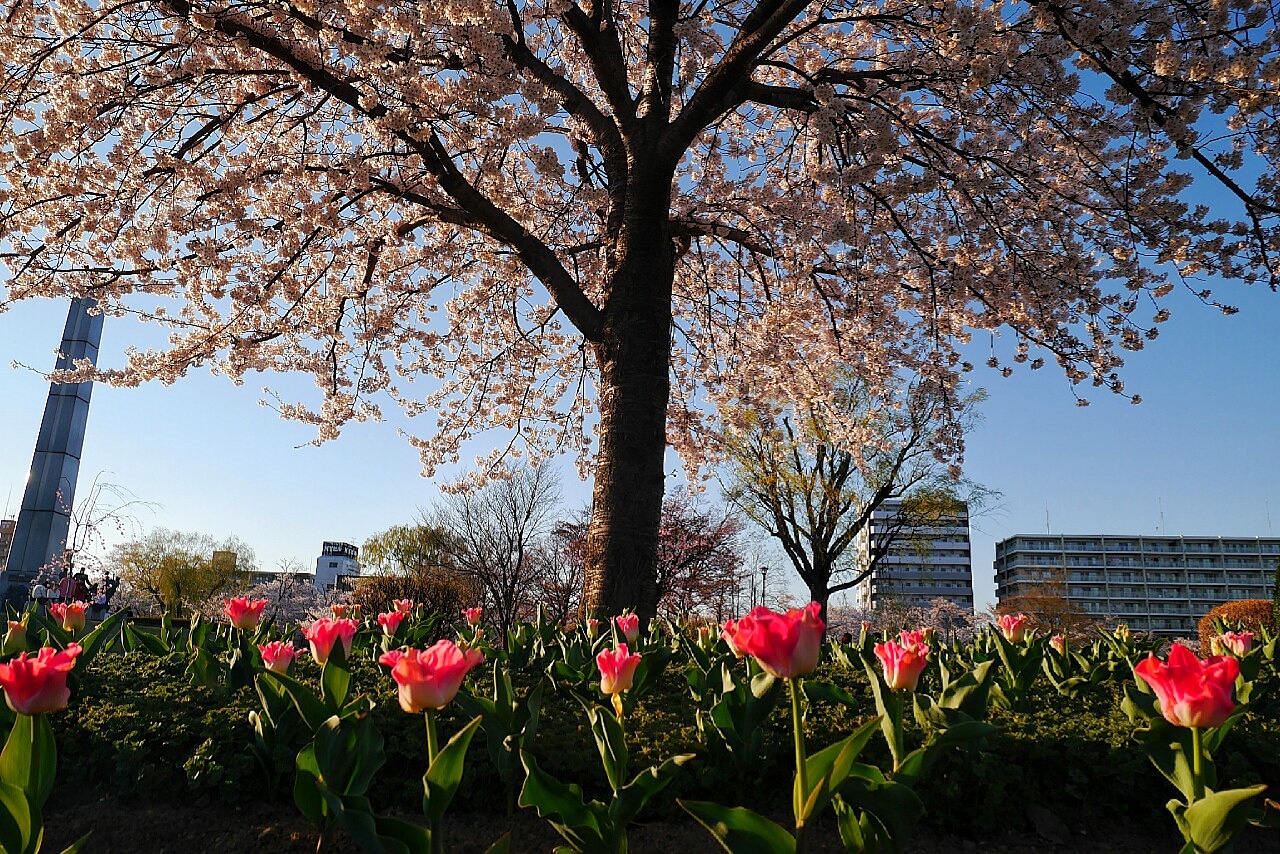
[1,274,1277,610]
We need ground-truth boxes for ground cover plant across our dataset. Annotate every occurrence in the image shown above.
[2,599,1278,852]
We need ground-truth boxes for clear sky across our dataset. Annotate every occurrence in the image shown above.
[1,272,1277,611]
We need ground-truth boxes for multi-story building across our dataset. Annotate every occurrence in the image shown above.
[994,534,1280,637]
[314,541,360,592]
[856,499,974,612]
[0,519,15,571]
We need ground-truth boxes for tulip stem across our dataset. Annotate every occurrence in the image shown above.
[425,708,440,765]
[789,678,808,852]
[1191,726,1205,803]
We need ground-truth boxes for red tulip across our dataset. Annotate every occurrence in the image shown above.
[304,618,359,665]
[224,597,268,631]
[615,613,640,643]
[596,644,642,695]
[462,607,484,627]
[50,601,86,633]
[378,609,407,637]
[1135,644,1239,729]
[874,637,929,692]
[378,640,483,713]
[0,644,81,715]
[998,613,1030,642]
[259,640,301,674]
[731,602,826,680]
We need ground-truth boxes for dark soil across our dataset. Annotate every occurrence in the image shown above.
[40,789,1280,853]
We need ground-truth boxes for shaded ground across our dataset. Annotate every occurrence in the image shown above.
[41,790,1280,852]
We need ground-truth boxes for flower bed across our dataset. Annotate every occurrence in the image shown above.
[2,603,1277,852]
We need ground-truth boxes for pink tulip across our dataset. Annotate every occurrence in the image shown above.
[0,644,81,715]
[1135,644,1239,729]
[874,637,929,692]
[615,613,640,643]
[259,640,301,674]
[378,640,484,713]
[1050,634,1067,655]
[50,601,87,633]
[721,618,745,657]
[898,629,928,654]
[224,597,268,631]
[462,607,483,627]
[303,618,359,665]
[378,609,408,637]
[731,602,826,680]
[586,618,600,639]
[1217,631,1255,657]
[998,613,1030,643]
[596,644,642,695]
[394,599,414,613]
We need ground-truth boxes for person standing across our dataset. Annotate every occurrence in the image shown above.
[30,580,47,611]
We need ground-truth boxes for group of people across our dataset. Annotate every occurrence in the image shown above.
[29,570,118,622]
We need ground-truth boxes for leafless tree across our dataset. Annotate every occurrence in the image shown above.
[724,376,988,620]
[428,464,561,643]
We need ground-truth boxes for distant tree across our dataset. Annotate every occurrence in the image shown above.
[996,568,1106,640]
[349,568,475,627]
[428,464,561,642]
[239,558,325,627]
[535,529,584,628]
[113,529,256,617]
[1272,559,1280,634]
[62,474,157,577]
[360,524,454,576]
[724,375,986,620]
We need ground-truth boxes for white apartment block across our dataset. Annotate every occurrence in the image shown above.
[994,534,1280,637]
[856,499,975,612]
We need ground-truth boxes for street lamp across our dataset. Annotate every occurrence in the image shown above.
[760,566,769,610]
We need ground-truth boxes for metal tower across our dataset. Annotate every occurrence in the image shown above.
[2,298,103,601]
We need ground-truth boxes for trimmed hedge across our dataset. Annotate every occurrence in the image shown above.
[1199,599,1276,649]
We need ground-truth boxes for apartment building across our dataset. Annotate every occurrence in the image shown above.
[994,534,1280,637]
[856,499,975,612]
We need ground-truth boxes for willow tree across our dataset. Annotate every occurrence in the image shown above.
[1,0,1276,618]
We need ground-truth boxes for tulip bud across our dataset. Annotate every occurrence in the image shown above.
[2,621,27,656]
[615,613,640,644]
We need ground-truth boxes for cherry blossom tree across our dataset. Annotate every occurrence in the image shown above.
[1,0,1276,618]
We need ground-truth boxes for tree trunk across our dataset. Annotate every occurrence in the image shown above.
[580,202,674,621]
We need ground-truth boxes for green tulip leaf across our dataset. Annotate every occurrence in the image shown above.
[0,780,37,854]
[373,814,432,854]
[424,716,482,825]
[260,669,331,733]
[0,713,57,809]
[610,753,694,827]
[1183,785,1268,853]
[320,646,352,710]
[518,753,603,838]
[679,799,797,854]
